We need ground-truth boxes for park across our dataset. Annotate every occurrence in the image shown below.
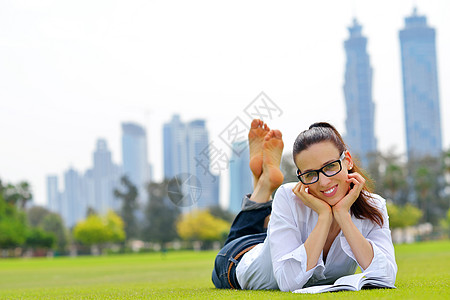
[0,240,448,299]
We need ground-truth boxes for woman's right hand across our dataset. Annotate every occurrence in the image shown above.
[292,182,332,216]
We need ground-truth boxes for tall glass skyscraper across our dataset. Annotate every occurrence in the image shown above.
[399,8,442,159]
[343,19,377,168]
[47,139,121,227]
[122,122,151,203]
[46,175,60,213]
[63,167,84,227]
[163,115,219,210]
[92,139,121,214]
[228,141,252,214]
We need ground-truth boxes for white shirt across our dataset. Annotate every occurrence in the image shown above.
[236,182,397,291]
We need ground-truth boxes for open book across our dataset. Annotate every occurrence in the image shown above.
[293,272,396,294]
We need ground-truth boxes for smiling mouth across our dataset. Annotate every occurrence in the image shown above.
[322,185,337,197]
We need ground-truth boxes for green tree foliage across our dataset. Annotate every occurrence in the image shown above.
[27,206,52,227]
[25,228,55,249]
[410,156,447,224]
[383,163,407,204]
[387,202,423,228]
[365,150,449,225]
[114,176,139,240]
[26,205,69,253]
[142,180,180,245]
[439,208,450,237]
[0,188,28,249]
[73,210,125,246]
[41,213,69,253]
[176,210,230,242]
[0,179,32,209]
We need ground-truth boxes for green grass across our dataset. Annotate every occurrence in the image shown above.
[0,240,449,299]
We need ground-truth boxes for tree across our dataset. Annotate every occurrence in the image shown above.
[27,206,52,227]
[114,176,139,240]
[387,202,423,228]
[142,180,180,246]
[41,213,69,253]
[104,210,126,243]
[0,180,32,209]
[25,228,55,250]
[410,156,447,224]
[0,190,27,250]
[26,205,69,253]
[73,210,125,252]
[177,210,230,243]
[383,163,407,205]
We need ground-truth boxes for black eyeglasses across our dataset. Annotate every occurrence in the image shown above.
[296,151,346,185]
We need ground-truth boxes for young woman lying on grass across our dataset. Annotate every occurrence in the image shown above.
[212,119,397,291]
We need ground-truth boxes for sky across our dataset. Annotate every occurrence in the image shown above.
[0,0,449,208]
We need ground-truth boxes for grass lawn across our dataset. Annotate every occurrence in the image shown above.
[0,240,448,299]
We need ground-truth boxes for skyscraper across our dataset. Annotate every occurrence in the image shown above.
[343,19,377,168]
[163,115,219,210]
[399,8,442,160]
[62,167,84,227]
[46,139,121,227]
[163,115,189,180]
[122,122,151,202]
[91,139,121,214]
[228,141,252,214]
[46,175,60,213]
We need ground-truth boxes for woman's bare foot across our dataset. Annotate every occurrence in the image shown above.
[248,119,270,188]
[250,129,284,204]
[262,129,284,190]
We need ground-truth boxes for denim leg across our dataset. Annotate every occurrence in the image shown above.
[212,194,272,289]
[224,205,271,246]
[212,233,267,289]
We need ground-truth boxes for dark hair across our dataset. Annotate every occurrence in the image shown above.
[293,122,384,227]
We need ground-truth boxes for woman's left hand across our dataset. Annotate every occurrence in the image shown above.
[332,172,365,217]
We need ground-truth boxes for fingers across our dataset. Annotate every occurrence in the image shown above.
[347,172,365,190]
[293,182,310,197]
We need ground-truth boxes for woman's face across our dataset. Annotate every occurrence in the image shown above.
[294,141,353,206]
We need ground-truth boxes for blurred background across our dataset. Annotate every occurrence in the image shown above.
[0,0,449,255]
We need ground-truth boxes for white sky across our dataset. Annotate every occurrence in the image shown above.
[0,0,449,208]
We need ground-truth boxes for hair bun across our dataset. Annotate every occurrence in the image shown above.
[308,122,334,130]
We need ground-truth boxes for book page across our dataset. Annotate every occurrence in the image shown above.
[293,285,334,294]
[333,272,366,288]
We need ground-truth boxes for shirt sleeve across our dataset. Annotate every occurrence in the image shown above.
[340,195,398,285]
[268,185,324,291]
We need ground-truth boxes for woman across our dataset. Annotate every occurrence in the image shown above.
[212,120,397,292]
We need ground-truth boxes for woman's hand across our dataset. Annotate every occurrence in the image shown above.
[332,172,365,218]
[292,182,332,216]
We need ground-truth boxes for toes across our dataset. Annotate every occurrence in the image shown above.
[251,119,260,129]
[264,129,283,141]
[273,129,282,139]
[264,130,273,141]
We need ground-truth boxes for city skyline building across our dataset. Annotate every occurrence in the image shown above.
[163,115,219,210]
[62,167,84,227]
[91,139,121,214]
[46,139,121,227]
[399,8,442,160]
[46,175,60,213]
[343,18,377,168]
[228,141,252,214]
[121,122,152,203]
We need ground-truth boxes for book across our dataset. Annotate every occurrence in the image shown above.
[293,272,396,294]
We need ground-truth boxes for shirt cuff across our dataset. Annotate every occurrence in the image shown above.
[278,244,325,286]
[340,236,387,275]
